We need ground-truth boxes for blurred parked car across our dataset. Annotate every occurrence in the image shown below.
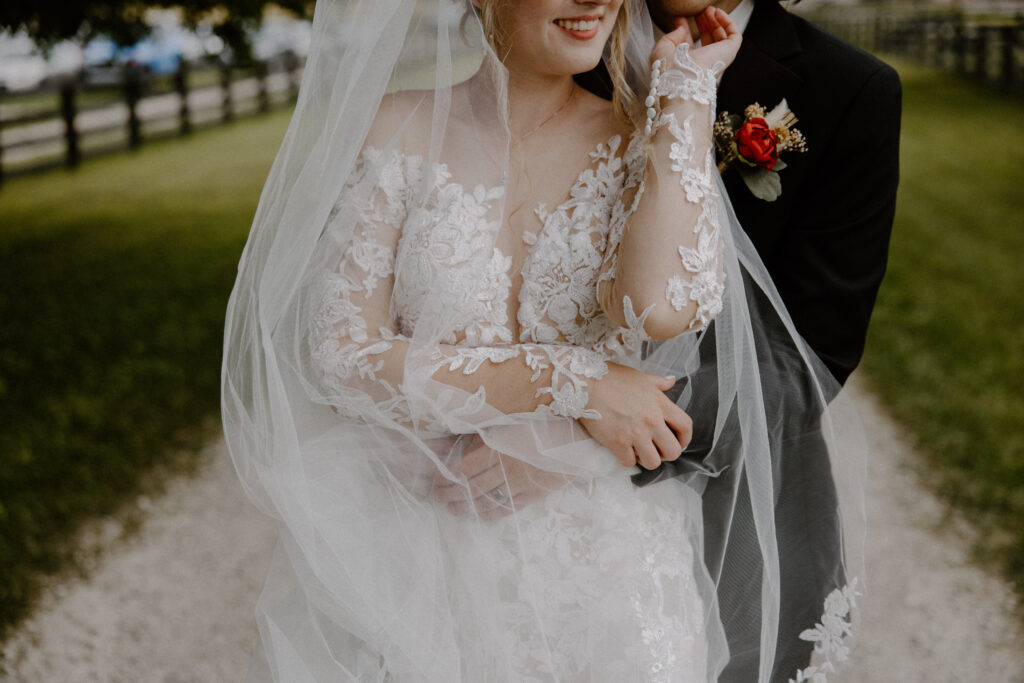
[80,22,220,85]
[121,24,206,75]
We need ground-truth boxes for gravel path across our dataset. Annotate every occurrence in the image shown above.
[3,376,1022,682]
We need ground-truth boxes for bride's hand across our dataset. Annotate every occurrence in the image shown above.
[431,434,567,521]
[580,363,692,470]
[650,6,741,72]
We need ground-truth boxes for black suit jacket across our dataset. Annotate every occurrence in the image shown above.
[716,0,901,384]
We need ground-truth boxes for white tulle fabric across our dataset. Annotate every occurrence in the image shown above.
[221,1,867,681]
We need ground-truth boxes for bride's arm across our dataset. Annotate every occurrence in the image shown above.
[598,9,741,340]
[312,148,686,467]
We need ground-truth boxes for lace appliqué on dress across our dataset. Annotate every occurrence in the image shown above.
[485,476,708,681]
[312,143,657,424]
[788,579,861,683]
[646,42,726,332]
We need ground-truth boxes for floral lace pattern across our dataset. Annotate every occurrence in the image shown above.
[313,44,729,420]
[647,42,726,331]
[649,42,724,108]
[312,136,663,423]
[788,579,861,683]
[307,54,735,679]
[479,475,708,681]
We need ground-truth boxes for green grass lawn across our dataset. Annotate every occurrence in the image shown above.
[862,59,1024,595]
[0,109,291,637]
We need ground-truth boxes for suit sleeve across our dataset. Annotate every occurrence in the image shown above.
[767,64,902,385]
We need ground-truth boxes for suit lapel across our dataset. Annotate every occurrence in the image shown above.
[716,3,807,251]
[718,1,804,117]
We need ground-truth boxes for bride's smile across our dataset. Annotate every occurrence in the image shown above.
[481,0,625,77]
[552,14,604,40]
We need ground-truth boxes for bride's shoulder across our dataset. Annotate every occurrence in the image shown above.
[362,89,436,156]
[573,88,636,156]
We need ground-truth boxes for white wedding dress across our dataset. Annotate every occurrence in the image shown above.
[224,5,867,680]
[296,111,724,679]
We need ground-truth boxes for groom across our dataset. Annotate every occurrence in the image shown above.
[442,1,901,679]
[615,0,901,680]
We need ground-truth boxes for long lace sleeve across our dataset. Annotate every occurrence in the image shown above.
[310,149,610,430]
[598,43,726,340]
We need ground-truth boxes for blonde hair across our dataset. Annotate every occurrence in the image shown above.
[471,0,638,124]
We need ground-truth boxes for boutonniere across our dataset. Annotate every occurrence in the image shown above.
[714,100,807,202]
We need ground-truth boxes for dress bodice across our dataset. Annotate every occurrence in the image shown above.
[312,49,727,426]
[377,134,640,356]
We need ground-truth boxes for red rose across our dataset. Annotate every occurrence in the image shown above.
[734,117,779,169]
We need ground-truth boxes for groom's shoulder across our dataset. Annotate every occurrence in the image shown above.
[785,9,900,96]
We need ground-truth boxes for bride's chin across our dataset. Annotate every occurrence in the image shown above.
[555,52,607,77]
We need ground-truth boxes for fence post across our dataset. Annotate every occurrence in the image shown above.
[977,26,992,83]
[925,16,939,67]
[912,15,924,60]
[256,60,270,113]
[1000,26,1016,92]
[175,60,191,135]
[125,68,143,149]
[60,81,80,168]
[220,61,234,123]
[954,16,967,75]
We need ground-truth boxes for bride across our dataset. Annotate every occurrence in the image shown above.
[222,1,866,681]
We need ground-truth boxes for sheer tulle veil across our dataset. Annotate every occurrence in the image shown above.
[221,1,867,680]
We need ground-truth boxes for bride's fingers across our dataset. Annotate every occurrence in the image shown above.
[713,7,741,42]
[696,7,729,44]
[656,14,693,54]
[695,7,717,45]
[447,493,505,518]
[432,455,501,503]
[433,467,498,502]
[671,15,694,45]
[446,482,515,517]
[610,442,638,468]
[634,441,662,470]
[696,7,740,47]
[660,397,694,450]
[654,423,684,462]
[464,465,512,502]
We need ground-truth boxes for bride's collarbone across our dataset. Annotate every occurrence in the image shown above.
[504,121,629,214]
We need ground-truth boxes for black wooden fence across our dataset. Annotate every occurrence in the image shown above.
[806,8,1024,95]
[0,54,303,187]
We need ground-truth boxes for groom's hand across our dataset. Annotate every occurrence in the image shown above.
[431,435,567,521]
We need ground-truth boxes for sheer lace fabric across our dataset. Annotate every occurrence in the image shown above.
[311,120,721,428]
[292,51,728,679]
[223,3,867,682]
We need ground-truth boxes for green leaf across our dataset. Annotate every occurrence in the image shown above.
[738,166,782,202]
[772,159,788,172]
[731,142,758,168]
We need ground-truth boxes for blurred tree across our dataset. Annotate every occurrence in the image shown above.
[0,1,313,60]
